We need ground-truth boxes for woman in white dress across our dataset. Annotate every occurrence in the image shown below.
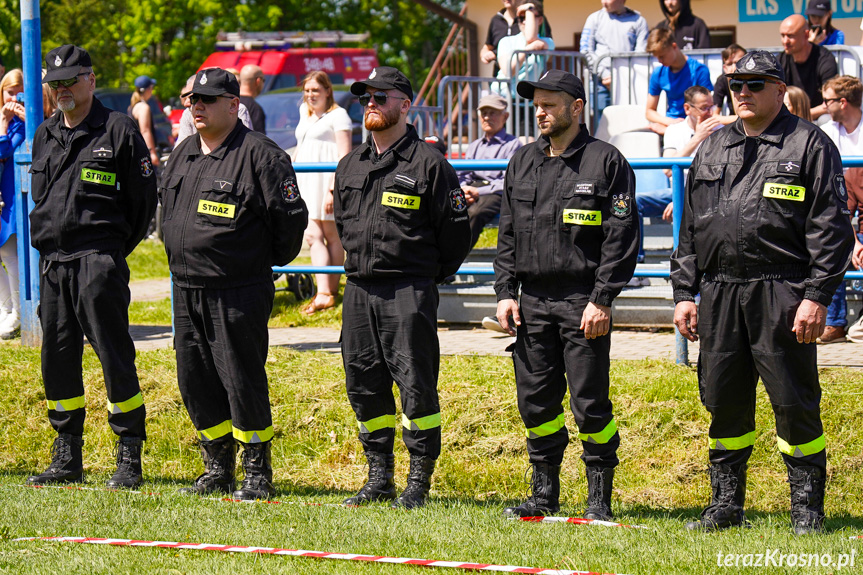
[294,71,352,314]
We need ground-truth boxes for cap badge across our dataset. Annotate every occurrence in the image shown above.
[540,71,549,80]
[200,73,208,85]
[369,68,377,79]
[745,59,755,71]
[54,55,62,67]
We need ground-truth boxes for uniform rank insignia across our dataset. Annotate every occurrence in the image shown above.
[835,174,848,203]
[575,182,594,194]
[140,157,153,178]
[450,188,468,212]
[92,146,113,159]
[281,178,300,203]
[777,160,801,175]
[612,193,631,217]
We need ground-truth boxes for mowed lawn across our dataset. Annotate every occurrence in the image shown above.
[1,345,862,574]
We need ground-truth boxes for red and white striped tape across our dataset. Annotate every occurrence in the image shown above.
[850,535,863,540]
[519,516,649,530]
[14,536,629,575]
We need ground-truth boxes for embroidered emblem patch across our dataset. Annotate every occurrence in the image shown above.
[140,157,153,178]
[835,174,848,203]
[575,183,594,195]
[450,188,468,212]
[200,72,208,85]
[369,68,378,79]
[777,160,801,175]
[55,55,62,67]
[281,178,300,203]
[612,193,631,217]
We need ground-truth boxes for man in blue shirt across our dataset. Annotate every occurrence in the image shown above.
[645,28,713,136]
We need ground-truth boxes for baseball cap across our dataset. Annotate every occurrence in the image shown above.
[350,66,413,101]
[726,50,786,83]
[182,68,240,98]
[42,45,92,84]
[134,75,156,90]
[424,135,447,155]
[517,69,586,102]
[477,93,507,111]
[805,0,830,16]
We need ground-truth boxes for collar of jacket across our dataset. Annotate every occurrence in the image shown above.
[184,119,247,160]
[359,123,420,164]
[534,124,590,159]
[46,96,110,142]
[724,106,792,147]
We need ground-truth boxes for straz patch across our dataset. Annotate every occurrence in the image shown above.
[382,192,421,210]
[763,182,805,202]
[450,188,467,212]
[81,168,116,186]
[835,174,848,203]
[281,178,300,203]
[563,209,601,225]
[140,157,153,178]
[612,193,631,217]
[197,200,236,219]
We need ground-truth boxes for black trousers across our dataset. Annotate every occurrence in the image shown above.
[513,292,619,468]
[468,193,502,249]
[40,252,145,438]
[341,278,442,459]
[173,282,274,444]
[697,280,826,471]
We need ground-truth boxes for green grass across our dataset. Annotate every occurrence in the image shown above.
[2,348,862,574]
[474,227,498,250]
[126,239,170,282]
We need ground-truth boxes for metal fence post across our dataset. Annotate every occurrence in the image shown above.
[671,163,687,365]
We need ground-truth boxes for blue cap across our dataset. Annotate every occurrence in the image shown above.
[134,75,156,90]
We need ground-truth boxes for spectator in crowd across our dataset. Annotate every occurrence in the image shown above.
[129,75,160,168]
[654,0,709,50]
[784,85,812,121]
[42,78,57,119]
[459,93,522,250]
[0,69,25,339]
[806,0,844,46]
[816,75,863,343]
[580,0,649,120]
[636,85,720,264]
[495,0,554,98]
[779,14,839,120]
[712,44,746,123]
[482,0,552,77]
[239,64,266,134]
[843,169,863,343]
[175,70,253,147]
[645,27,713,136]
[294,70,352,315]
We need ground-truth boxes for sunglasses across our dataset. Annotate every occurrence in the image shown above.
[728,78,778,93]
[47,73,89,90]
[189,94,234,105]
[359,91,407,107]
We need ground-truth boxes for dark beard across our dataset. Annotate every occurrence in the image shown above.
[539,106,573,138]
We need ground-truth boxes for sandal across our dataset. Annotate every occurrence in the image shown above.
[302,293,336,315]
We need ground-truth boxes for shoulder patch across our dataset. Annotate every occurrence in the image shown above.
[835,173,848,203]
[450,188,468,212]
[612,193,632,218]
[281,178,300,203]
[140,157,153,178]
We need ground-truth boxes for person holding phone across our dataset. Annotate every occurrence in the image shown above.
[806,0,844,46]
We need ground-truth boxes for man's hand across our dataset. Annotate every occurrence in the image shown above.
[480,45,497,64]
[496,298,521,336]
[853,237,863,270]
[693,115,721,143]
[462,186,479,205]
[662,201,674,222]
[674,301,699,342]
[580,302,611,339]
[323,189,334,214]
[601,76,612,88]
[793,299,827,344]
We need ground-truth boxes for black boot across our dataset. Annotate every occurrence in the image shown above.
[584,466,615,521]
[106,437,144,489]
[502,462,561,518]
[391,455,436,509]
[26,434,84,485]
[685,464,747,531]
[232,441,275,501]
[789,466,826,535]
[178,437,237,496]
[343,452,396,505]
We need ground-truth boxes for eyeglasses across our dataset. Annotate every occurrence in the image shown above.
[691,104,715,114]
[823,97,843,106]
[359,91,407,107]
[189,94,234,105]
[47,73,89,90]
[728,78,779,93]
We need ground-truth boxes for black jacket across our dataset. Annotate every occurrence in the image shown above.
[671,108,854,306]
[160,121,308,288]
[30,97,157,258]
[494,128,639,306]
[333,125,471,283]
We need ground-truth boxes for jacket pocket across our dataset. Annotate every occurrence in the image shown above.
[380,173,427,229]
[510,182,535,230]
[158,174,183,222]
[691,164,723,216]
[29,158,48,203]
[759,171,805,215]
[195,178,242,228]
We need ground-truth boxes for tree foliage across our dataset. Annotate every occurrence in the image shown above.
[2,0,461,102]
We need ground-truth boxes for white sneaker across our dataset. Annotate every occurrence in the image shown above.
[626,277,650,287]
[0,311,20,340]
[848,315,863,343]
[481,316,509,334]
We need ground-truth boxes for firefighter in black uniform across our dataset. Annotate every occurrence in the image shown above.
[26,45,156,489]
[333,67,471,509]
[160,69,307,500]
[671,51,853,534]
[494,70,638,520]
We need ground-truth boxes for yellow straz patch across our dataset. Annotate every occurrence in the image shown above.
[762,183,805,202]
[81,168,116,186]
[563,209,601,225]
[382,192,420,210]
[197,200,236,218]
